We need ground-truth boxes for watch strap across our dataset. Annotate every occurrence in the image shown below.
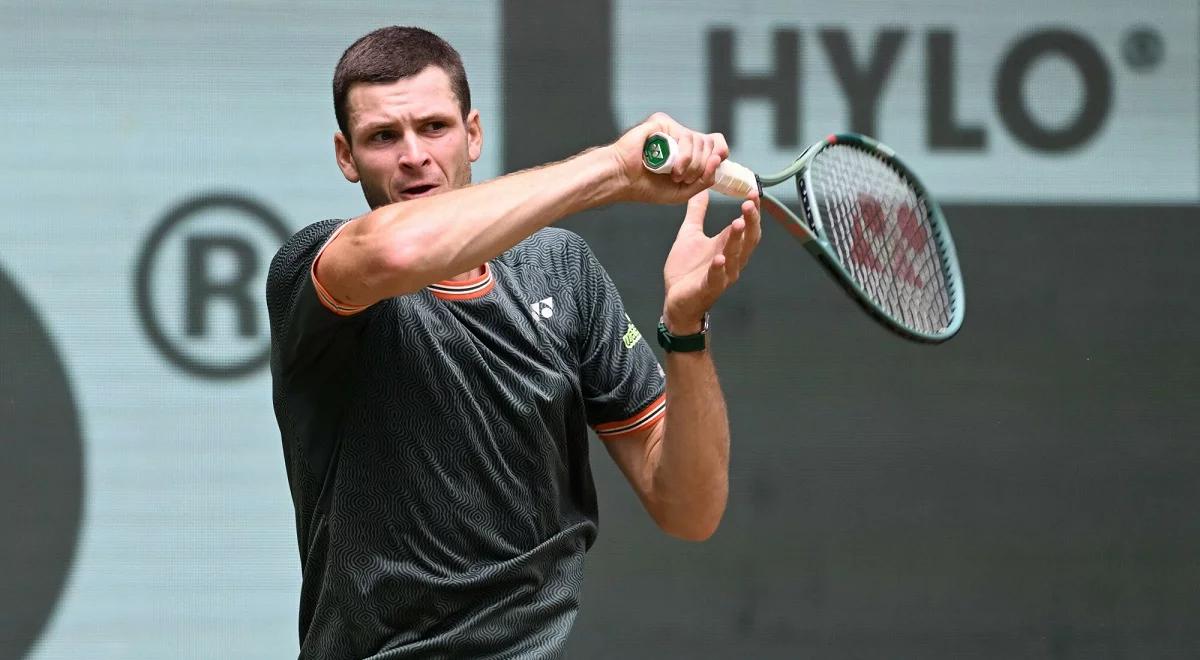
[657,313,709,352]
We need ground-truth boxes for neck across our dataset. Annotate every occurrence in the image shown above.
[446,265,485,282]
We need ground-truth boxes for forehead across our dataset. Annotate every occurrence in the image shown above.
[346,66,459,129]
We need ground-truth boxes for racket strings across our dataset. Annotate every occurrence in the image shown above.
[808,144,952,334]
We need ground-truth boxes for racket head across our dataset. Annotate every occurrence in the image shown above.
[761,133,965,343]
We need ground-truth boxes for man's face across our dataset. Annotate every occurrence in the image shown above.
[334,66,482,209]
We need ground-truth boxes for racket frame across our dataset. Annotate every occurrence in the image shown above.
[757,133,966,343]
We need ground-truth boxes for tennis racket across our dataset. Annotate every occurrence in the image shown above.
[643,132,965,343]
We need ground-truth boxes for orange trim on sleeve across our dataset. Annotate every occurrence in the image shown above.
[595,394,666,439]
[311,221,370,317]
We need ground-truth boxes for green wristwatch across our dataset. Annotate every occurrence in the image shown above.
[657,313,710,353]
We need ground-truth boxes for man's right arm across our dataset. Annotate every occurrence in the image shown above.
[316,114,730,310]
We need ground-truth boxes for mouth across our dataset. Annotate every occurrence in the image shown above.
[397,183,438,200]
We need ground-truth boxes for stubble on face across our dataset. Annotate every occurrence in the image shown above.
[358,176,392,210]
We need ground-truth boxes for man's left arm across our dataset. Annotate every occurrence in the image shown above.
[604,191,761,541]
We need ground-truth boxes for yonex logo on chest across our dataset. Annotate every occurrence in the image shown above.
[530,296,555,321]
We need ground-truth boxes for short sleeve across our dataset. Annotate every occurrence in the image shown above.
[266,218,372,381]
[573,239,666,440]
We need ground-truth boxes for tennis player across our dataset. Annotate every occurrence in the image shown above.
[267,25,761,659]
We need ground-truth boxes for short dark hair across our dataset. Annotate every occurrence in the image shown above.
[333,26,472,142]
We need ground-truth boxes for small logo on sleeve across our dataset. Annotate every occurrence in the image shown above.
[530,296,555,320]
[622,314,643,348]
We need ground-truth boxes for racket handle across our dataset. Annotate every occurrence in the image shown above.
[642,132,760,198]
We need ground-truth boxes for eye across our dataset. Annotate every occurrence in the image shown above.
[424,121,448,134]
[369,130,396,144]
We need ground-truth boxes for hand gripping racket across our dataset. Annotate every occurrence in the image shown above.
[643,132,965,343]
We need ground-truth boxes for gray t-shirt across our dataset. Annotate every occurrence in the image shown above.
[267,220,665,659]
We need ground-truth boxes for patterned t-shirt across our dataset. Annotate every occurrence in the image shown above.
[267,219,666,659]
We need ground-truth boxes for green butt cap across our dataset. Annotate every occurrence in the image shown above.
[643,134,672,170]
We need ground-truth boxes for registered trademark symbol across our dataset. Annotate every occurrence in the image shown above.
[1121,26,1164,72]
[135,193,291,379]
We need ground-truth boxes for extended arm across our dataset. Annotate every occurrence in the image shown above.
[317,114,730,309]
[605,192,762,541]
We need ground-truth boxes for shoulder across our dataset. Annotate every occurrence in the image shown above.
[499,227,596,270]
[516,226,591,253]
[270,219,348,271]
[265,219,350,312]
[267,219,349,286]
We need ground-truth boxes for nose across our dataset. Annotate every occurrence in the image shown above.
[397,134,431,169]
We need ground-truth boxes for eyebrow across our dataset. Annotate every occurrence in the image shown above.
[357,113,455,135]
[356,120,397,135]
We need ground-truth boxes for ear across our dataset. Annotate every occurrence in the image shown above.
[466,109,483,163]
[333,131,360,183]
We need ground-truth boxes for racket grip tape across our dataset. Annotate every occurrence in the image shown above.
[642,132,760,199]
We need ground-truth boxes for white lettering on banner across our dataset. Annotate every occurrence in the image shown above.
[614,0,1199,203]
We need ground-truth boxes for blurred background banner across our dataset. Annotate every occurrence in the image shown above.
[2,1,1197,658]
[610,1,1197,203]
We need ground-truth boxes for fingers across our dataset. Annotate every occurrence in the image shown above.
[663,193,761,317]
[670,131,710,186]
[731,198,761,272]
[674,133,728,189]
[740,198,762,269]
[715,198,762,286]
[648,112,728,189]
[720,217,746,279]
[688,134,706,184]
[705,249,731,292]
[682,190,710,230]
[701,152,722,187]
[670,130,693,183]
[711,133,730,161]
